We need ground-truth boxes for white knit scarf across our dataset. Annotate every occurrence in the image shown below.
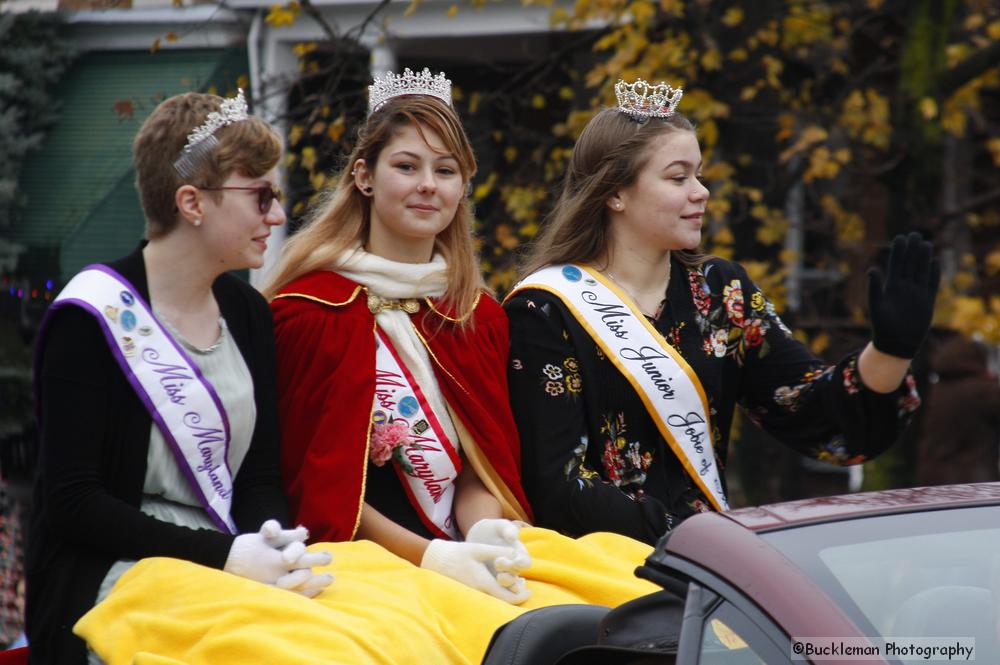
[335,247,461,450]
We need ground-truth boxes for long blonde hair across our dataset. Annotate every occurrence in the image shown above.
[263,96,483,319]
[520,108,707,277]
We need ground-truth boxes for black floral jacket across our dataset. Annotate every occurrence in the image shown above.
[505,256,920,545]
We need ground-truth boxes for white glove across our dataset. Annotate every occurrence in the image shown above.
[421,539,531,604]
[260,519,310,548]
[225,520,333,593]
[275,567,335,598]
[465,518,532,574]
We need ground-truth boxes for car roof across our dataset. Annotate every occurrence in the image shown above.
[721,482,1000,531]
[653,483,1000,663]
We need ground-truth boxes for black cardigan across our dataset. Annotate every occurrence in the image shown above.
[26,245,289,663]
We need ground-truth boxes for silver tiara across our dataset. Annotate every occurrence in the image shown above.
[615,79,683,119]
[367,68,452,116]
[173,89,250,179]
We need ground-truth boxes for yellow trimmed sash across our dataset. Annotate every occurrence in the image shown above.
[507,264,727,511]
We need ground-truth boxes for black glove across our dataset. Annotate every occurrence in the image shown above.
[867,232,940,359]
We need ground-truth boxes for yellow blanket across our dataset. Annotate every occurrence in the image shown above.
[76,527,658,665]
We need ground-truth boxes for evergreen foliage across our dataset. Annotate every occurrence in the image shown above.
[0,11,76,232]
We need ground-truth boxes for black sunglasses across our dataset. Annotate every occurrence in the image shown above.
[199,185,283,214]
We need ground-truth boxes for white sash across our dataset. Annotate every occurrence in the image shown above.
[508,264,728,511]
[45,265,237,533]
[373,327,462,539]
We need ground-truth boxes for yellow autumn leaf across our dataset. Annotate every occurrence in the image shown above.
[165,31,179,42]
[301,146,317,172]
[292,42,318,57]
[559,86,574,100]
[729,48,748,62]
[403,0,419,17]
[504,146,518,163]
[721,7,743,27]
[963,13,985,31]
[985,250,1000,276]
[778,125,828,163]
[288,124,304,147]
[531,94,546,109]
[810,331,830,355]
[919,97,937,120]
[988,21,1000,40]
[150,38,161,54]
[701,48,723,71]
[473,173,498,202]
[941,104,967,136]
[327,115,346,143]
[446,4,459,17]
[740,85,758,101]
[310,171,326,191]
[987,138,1000,167]
[803,146,841,182]
[236,74,249,90]
[265,1,300,27]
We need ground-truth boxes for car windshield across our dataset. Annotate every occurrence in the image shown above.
[761,505,1000,662]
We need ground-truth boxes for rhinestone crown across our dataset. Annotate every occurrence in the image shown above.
[368,68,452,116]
[614,78,683,119]
[173,89,250,178]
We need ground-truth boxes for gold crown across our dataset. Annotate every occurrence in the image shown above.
[368,68,452,116]
[614,79,683,119]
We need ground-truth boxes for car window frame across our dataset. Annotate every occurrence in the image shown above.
[655,555,794,665]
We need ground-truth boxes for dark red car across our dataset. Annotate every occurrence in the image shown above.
[485,483,1000,664]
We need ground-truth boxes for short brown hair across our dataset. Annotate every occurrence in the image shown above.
[132,92,283,239]
[520,107,706,277]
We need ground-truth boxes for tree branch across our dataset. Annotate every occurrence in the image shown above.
[939,39,1000,98]
[935,186,1000,222]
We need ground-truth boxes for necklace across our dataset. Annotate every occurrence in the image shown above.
[605,254,671,319]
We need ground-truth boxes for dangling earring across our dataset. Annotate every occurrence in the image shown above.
[193,218,202,227]
[363,186,373,194]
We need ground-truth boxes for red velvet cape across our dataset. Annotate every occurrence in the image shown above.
[272,270,533,542]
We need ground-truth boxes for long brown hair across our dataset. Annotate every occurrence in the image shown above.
[520,108,707,277]
[263,95,483,319]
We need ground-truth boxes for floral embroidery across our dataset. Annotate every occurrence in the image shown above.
[566,373,583,394]
[599,412,652,492]
[842,359,861,395]
[511,358,523,370]
[722,280,745,325]
[897,374,921,416]
[688,268,772,365]
[564,435,600,485]
[543,363,564,380]
[773,366,834,411]
[813,436,866,466]
[370,419,411,467]
[539,356,582,398]
[690,269,712,316]
[665,323,683,348]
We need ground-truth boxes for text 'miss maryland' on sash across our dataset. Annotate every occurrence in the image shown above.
[372,327,462,539]
[507,264,728,511]
[37,265,238,533]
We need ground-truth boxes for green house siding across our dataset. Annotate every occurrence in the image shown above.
[14,48,248,282]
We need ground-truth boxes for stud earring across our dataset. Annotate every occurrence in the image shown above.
[363,186,373,194]
[193,218,202,227]
[613,202,622,210]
